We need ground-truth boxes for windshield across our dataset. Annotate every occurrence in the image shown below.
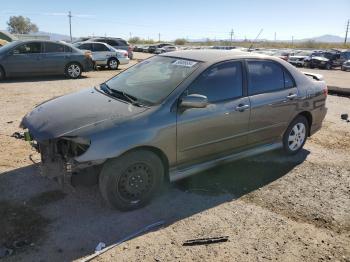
[105,56,200,105]
[295,51,312,56]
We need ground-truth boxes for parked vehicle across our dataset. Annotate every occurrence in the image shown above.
[0,40,93,80]
[341,60,350,71]
[148,43,171,53]
[142,45,150,52]
[21,50,327,210]
[288,51,316,67]
[306,50,350,70]
[272,50,291,61]
[86,37,133,59]
[154,45,178,54]
[74,42,129,70]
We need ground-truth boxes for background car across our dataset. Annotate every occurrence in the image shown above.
[154,45,178,54]
[341,60,350,71]
[288,50,315,67]
[0,40,93,80]
[148,43,172,53]
[74,42,129,70]
[86,37,133,59]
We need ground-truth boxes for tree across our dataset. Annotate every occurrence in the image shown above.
[174,38,187,45]
[7,16,39,34]
[129,36,141,44]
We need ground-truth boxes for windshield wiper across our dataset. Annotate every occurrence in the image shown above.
[99,83,144,107]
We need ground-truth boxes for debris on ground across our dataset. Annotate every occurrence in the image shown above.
[340,113,348,120]
[82,221,165,262]
[183,236,229,246]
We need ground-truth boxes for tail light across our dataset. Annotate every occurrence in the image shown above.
[323,85,328,96]
[124,52,128,57]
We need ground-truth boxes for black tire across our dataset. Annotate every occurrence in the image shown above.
[325,63,331,70]
[107,58,119,70]
[65,62,82,79]
[0,67,5,80]
[99,150,164,211]
[283,115,309,155]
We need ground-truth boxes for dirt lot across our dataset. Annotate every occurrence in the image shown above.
[0,52,349,262]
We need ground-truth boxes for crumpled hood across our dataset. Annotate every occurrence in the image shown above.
[21,87,148,141]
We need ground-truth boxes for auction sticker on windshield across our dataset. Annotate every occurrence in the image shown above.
[172,59,198,67]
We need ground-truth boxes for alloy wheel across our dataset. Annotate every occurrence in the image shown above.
[288,123,306,151]
[67,64,81,78]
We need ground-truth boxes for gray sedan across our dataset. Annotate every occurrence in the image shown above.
[21,50,328,210]
[0,40,94,80]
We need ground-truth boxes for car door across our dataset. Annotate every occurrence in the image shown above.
[41,42,67,74]
[4,42,43,76]
[92,43,111,63]
[177,60,250,165]
[246,59,298,145]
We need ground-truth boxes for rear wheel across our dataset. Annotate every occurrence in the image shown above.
[99,150,164,211]
[283,116,309,155]
[65,62,82,79]
[107,58,119,70]
[325,63,332,70]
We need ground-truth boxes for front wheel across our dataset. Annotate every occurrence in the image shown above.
[283,116,309,155]
[108,58,119,70]
[65,62,82,79]
[99,150,164,211]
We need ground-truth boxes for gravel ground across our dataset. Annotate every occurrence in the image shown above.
[0,52,349,262]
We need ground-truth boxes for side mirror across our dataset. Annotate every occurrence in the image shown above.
[180,94,208,109]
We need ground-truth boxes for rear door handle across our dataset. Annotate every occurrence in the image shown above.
[286,93,297,99]
[235,104,250,112]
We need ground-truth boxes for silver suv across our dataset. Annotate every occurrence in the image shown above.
[21,50,328,211]
[74,42,129,70]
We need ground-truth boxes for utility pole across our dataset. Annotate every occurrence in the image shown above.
[158,33,161,43]
[345,19,349,44]
[292,35,294,46]
[230,29,234,45]
[129,32,132,39]
[68,11,72,42]
[274,32,276,41]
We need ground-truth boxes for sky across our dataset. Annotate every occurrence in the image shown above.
[0,0,349,41]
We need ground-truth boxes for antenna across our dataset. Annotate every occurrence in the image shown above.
[248,29,263,51]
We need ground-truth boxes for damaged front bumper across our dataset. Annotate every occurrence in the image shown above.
[30,136,103,185]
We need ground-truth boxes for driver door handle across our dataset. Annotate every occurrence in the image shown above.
[235,104,250,112]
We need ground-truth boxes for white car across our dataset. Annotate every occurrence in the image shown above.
[155,45,178,54]
[74,42,129,69]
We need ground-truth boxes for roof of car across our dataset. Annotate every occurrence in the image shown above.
[160,49,264,63]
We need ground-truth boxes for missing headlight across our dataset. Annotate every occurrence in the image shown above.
[56,137,90,159]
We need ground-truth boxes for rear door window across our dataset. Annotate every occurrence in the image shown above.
[247,60,285,95]
[93,43,110,52]
[116,40,127,46]
[44,42,65,53]
[188,61,243,102]
[13,42,42,54]
[78,43,93,51]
